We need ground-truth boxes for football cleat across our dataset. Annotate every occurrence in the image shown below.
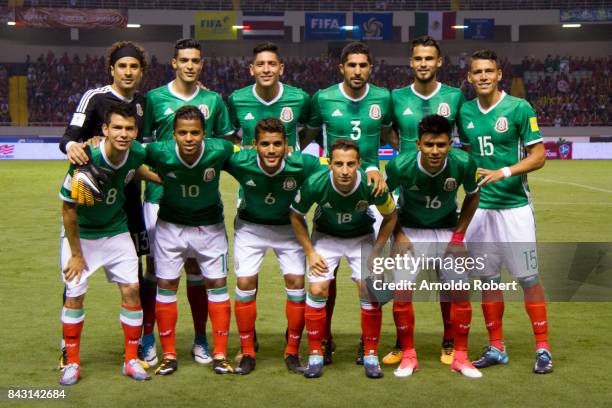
[155,357,178,376]
[355,337,364,365]
[213,356,235,375]
[472,346,509,369]
[533,349,553,374]
[236,355,256,375]
[192,340,212,365]
[451,354,482,378]
[321,339,335,366]
[364,351,384,379]
[382,347,403,365]
[285,354,305,374]
[440,340,455,365]
[140,335,158,367]
[122,358,151,381]
[58,347,68,370]
[304,351,324,379]
[393,348,418,378]
[59,363,80,386]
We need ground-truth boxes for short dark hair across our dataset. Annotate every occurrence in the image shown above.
[173,105,205,130]
[255,117,286,141]
[418,114,452,139]
[174,38,201,58]
[106,41,147,81]
[104,103,136,125]
[340,41,372,65]
[253,42,281,61]
[411,35,441,56]
[329,138,360,160]
[471,49,498,66]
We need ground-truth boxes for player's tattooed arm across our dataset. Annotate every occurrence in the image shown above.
[289,211,328,276]
[135,165,162,184]
[62,201,87,284]
[478,142,546,186]
[366,169,387,197]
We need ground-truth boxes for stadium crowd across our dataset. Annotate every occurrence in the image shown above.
[9,51,612,126]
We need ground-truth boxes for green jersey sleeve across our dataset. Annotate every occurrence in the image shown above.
[307,91,322,129]
[383,157,400,192]
[516,100,543,146]
[382,92,393,127]
[462,154,479,194]
[212,93,234,137]
[299,90,311,124]
[59,163,77,202]
[227,93,240,131]
[142,91,155,142]
[291,178,316,215]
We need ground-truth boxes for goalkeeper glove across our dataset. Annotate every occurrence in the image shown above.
[70,147,115,206]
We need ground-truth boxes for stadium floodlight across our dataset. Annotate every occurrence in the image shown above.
[7,21,16,26]
[452,25,468,29]
[126,24,141,28]
[233,25,251,30]
[341,25,357,30]
[562,24,581,28]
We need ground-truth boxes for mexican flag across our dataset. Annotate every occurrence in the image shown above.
[414,12,456,40]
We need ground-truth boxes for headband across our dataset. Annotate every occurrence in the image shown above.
[110,45,144,67]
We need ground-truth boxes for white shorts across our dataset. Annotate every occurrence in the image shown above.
[60,232,138,298]
[153,219,228,280]
[233,218,305,278]
[309,231,374,283]
[393,227,468,283]
[143,202,159,249]
[466,205,539,278]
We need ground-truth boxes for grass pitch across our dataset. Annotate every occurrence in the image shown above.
[1,159,611,408]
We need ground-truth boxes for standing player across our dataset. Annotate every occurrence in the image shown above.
[228,42,311,150]
[224,118,324,375]
[58,104,151,385]
[303,41,391,364]
[139,38,235,368]
[384,114,481,378]
[58,41,149,368]
[458,49,551,374]
[384,35,467,366]
[144,106,235,376]
[290,139,397,379]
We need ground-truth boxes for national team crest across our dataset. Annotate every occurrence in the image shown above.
[283,177,297,191]
[280,107,294,123]
[369,104,382,120]
[356,200,369,212]
[136,103,143,117]
[443,177,457,192]
[199,104,210,119]
[437,103,451,117]
[203,168,216,182]
[495,117,509,133]
[125,169,136,184]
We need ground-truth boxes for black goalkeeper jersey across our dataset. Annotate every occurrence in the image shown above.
[59,85,145,153]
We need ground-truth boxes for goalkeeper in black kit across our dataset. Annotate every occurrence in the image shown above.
[57,41,150,368]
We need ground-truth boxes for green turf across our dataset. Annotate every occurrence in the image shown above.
[1,160,611,407]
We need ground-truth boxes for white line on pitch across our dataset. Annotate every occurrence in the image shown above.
[536,202,612,206]
[531,177,612,194]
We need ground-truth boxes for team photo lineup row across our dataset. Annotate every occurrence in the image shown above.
[56,36,552,386]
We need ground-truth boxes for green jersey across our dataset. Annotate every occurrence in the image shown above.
[59,140,146,239]
[385,149,478,229]
[308,83,392,171]
[228,83,310,148]
[458,92,543,209]
[391,82,465,151]
[291,169,395,238]
[142,82,233,204]
[144,138,234,226]
[225,149,324,225]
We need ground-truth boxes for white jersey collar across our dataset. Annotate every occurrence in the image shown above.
[330,170,362,197]
[252,82,284,106]
[477,90,506,115]
[175,141,205,169]
[410,81,441,100]
[168,80,200,102]
[109,85,133,103]
[339,82,370,102]
[100,139,129,170]
[256,154,286,177]
[416,151,448,178]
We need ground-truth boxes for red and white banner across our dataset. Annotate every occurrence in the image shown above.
[242,12,285,38]
[15,7,127,28]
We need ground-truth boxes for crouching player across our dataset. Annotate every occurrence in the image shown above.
[58,104,153,385]
[144,106,235,375]
[385,114,481,378]
[224,118,324,374]
[289,139,397,379]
